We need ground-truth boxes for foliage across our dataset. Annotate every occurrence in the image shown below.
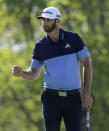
[0,0,109,130]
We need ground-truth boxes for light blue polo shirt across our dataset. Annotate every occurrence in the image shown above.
[31,28,90,90]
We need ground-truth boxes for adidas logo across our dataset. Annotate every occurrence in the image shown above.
[65,43,71,48]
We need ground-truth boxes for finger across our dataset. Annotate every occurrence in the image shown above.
[12,68,18,74]
[12,70,18,75]
[12,69,16,75]
[13,72,20,77]
[86,105,91,113]
[13,66,20,70]
[13,67,21,73]
[89,99,93,108]
[88,102,93,112]
[12,68,19,75]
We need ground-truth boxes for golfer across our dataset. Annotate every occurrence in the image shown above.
[12,7,93,131]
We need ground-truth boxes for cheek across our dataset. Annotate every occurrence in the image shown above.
[42,21,49,26]
[42,21,44,25]
[48,21,54,26]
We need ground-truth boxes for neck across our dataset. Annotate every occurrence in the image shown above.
[47,27,60,43]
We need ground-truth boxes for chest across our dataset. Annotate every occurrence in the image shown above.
[38,40,76,61]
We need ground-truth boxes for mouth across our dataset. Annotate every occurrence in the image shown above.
[43,26,49,31]
[43,25,48,29]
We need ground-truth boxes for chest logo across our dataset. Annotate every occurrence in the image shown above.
[65,43,71,48]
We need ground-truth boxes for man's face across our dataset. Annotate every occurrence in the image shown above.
[42,18,57,33]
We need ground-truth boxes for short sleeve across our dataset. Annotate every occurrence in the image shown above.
[74,33,90,60]
[31,59,43,69]
[31,43,43,69]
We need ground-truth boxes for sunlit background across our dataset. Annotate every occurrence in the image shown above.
[0,0,109,130]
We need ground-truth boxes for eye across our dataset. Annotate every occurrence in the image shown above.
[47,19,50,22]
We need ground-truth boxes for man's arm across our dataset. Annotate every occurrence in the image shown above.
[80,56,93,112]
[12,65,41,80]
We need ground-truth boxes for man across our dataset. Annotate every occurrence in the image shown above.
[12,7,93,131]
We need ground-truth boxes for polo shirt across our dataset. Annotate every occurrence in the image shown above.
[31,28,90,90]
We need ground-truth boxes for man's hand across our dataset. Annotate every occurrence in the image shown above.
[12,65,23,77]
[12,65,41,80]
[82,91,93,113]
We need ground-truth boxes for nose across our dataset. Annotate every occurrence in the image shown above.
[44,21,47,25]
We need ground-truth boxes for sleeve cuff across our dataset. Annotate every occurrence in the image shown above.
[31,59,43,69]
[77,48,90,60]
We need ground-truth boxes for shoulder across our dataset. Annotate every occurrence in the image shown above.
[35,36,48,46]
[33,36,47,52]
[63,29,85,49]
[63,29,80,39]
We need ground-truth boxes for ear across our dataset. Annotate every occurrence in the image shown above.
[56,19,60,23]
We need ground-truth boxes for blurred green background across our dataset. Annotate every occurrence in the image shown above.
[0,0,109,130]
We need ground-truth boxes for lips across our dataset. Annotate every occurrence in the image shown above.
[44,25,48,28]
[43,26,49,31]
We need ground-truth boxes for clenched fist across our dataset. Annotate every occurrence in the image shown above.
[12,65,23,77]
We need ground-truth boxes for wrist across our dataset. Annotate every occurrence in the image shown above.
[20,70,24,78]
[83,88,91,94]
